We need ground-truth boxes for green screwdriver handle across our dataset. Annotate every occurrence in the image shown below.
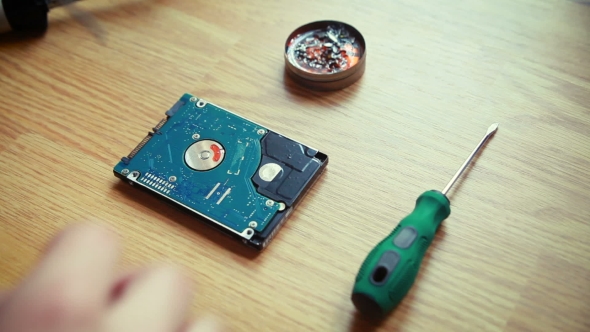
[351,124,499,319]
[351,190,451,319]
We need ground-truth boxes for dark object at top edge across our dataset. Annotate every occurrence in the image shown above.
[3,0,49,32]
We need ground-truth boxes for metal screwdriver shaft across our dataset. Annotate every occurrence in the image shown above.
[441,123,499,195]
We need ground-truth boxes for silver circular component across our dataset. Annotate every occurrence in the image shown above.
[185,140,225,171]
[249,221,258,228]
[192,133,200,140]
[169,176,177,182]
[257,129,266,135]
[196,100,207,108]
[258,163,283,182]
[266,200,274,207]
[278,202,286,211]
[121,169,130,175]
[131,171,140,177]
[189,97,198,102]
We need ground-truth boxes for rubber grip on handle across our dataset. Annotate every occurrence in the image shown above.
[351,190,450,319]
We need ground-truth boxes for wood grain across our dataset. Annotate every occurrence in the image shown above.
[1,0,589,331]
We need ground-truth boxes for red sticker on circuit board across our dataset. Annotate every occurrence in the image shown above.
[210,144,222,162]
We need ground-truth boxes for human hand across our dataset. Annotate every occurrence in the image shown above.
[0,223,220,332]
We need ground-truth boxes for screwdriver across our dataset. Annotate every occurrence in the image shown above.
[0,0,80,34]
[351,123,499,319]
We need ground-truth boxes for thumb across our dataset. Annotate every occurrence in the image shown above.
[185,316,223,332]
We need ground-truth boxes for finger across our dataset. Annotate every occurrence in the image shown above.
[0,290,12,310]
[184,316,223,332]
[109,268,147,304]
[103,265,193,332]
[0,222,120,332]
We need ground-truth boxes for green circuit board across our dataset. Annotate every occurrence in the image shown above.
[113,94,280,237]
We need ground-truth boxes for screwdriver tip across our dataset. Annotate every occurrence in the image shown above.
[486,123,499,135]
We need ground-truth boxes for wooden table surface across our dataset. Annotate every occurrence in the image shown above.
[1,0,589,331]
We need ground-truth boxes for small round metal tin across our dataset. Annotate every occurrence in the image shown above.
[285,20,366,91]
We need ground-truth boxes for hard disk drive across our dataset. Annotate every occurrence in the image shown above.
[113,94,328,250]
